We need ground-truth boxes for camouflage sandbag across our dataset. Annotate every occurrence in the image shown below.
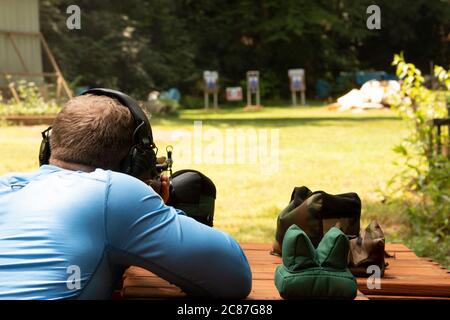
[272,186,361,255]
[166,169,216,227]
[271,186,312,254]
[349,221,388,277]
[274,225,357,300]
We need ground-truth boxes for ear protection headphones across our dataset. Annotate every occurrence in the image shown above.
[39,88,159,179]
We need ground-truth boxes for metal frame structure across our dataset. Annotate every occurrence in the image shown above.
[203,70,219,109]
[246,70,260,107]
[0,30,73,102]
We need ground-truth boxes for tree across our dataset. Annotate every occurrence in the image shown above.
[40,0,196,99]
[40,0,450,101]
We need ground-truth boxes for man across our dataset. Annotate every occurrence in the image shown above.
[0,91,252,299]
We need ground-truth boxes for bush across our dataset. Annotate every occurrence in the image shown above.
[141,98,179,116]
[180,95,205,109]
[0,81,61,116]
[384,53,449,268]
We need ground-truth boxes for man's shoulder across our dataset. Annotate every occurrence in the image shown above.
[72,169,149,197]
[106,170,147,188]
[0,166,153,199]
[105,170,158,199]
[0,167,124,190]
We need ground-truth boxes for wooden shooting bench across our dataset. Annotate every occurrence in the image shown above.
[120,243,450,300]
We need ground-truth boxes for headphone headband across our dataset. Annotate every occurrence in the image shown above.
[81,88,154,147]
[39,88,158,179]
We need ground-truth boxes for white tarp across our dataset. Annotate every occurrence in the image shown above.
[335,80,400,111]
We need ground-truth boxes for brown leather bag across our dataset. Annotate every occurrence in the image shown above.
[348,221,389,277]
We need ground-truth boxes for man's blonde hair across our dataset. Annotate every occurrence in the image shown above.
[50,94,134,170]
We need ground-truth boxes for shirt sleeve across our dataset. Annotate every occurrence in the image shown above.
[104,171,252,299]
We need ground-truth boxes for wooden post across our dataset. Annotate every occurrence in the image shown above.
[204,91,209,109]
[39,33,73,99]
[203,71,219,109]
[436,124,442,155]
[8,83,20,103]
[289,69,306,106]
[246,71,260,107]
[291,91,296,106]
[56,77,62,100]
[213,91,218,109]
[2,73,20,103]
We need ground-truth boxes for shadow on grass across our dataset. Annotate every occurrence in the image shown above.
[151,116,401,128]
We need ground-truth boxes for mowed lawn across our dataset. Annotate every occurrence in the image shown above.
[0,106,409,243]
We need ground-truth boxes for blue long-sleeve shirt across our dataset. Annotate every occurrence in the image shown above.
[0,165,252,299]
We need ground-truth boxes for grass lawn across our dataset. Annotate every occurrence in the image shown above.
[0,105,412,244]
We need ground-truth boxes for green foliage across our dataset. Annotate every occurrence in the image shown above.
[141,98,180,116]
[386,54,449,267]
[358,0,450,72]
[406,231,450,269]
[40,0,196,99]
[434,66,450,91]
[0,81,61,116]
[181,95,205,109]
[39,0,450,101]
[180,0,372,98]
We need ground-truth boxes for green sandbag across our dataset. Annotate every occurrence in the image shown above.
[275,225,357,300]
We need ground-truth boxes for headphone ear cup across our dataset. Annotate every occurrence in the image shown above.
[145,148,158,178]
[124,146,158,179]
[120,148,134,175]
[39,137,51,166]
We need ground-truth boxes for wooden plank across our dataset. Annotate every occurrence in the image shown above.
[358,280,450,298]
[124,276,178,289]
[249,280,280,300]
[0,30,40,37]
[387,252,427,259]
[384,260,441,268]
[385,243,413,252]
[2,115,56,125]
[241,243,413,253]
[1,71,57,77]
[122,286,186,299]
[383,268,449,277]
[122,273,368,300]
[241,243,273,251]
[365,295,450,301]
[121,243,450,300]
